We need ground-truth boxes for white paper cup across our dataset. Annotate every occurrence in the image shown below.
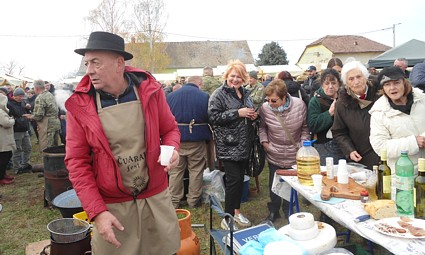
[160,145,175,166]
[311,174,323,193]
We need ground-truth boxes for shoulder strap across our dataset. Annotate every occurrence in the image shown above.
[273,112,298,147]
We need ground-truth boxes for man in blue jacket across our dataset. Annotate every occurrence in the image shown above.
[167,76,211,208]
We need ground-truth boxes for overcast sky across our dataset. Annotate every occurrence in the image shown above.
[2,0,425,82]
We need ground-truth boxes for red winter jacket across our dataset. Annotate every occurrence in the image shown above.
[64,66,180,220]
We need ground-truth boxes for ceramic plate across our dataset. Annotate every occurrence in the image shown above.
[374,217,425,239]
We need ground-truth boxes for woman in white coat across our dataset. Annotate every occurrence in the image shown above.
[369,66,425,199]
[0,93,16,185]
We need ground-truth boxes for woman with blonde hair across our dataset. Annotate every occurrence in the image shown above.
[208,59,258,229]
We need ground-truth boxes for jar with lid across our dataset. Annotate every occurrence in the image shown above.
[360,189,369,203]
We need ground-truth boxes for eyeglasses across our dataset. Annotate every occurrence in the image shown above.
[265,98,280,103]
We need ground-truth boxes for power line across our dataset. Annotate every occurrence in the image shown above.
[0,25,393,42]
[0,34,85,38]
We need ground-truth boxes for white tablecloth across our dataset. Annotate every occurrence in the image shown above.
[272,173,425,255]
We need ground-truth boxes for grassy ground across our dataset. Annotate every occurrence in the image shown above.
[0,135,391,255]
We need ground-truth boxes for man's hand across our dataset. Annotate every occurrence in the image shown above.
[94,211,124,248]
[349,151,362,162]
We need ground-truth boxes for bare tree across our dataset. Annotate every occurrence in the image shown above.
[84,0,170,73]
[86,0,129,34]
[129,0,169,73]
[1,60,22,75]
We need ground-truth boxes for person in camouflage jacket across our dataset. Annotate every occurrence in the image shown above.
[245,71,265,110]
[202,66,222,95]
[25,79,61,152]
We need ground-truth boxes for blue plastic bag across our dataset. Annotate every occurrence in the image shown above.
[239,240,264,255]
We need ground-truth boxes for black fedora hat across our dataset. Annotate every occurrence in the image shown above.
[75,31,133,60]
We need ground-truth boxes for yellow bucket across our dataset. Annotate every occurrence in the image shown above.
[73,211,92,224]
[73,211,93,236]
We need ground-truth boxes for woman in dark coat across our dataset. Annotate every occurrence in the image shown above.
[276,71,310,105]
[331,61,381,170]
[308,68,344,165]
[208,59,258,230]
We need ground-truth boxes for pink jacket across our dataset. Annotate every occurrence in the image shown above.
[259,95,309,168]
[64,66,180,220]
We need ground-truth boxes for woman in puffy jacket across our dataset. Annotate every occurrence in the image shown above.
[208,59,258,230]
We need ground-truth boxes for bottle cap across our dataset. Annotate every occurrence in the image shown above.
[380,147,387,160]
[360,189,369,196]
[303,140,316,146]
[419,158,425,172]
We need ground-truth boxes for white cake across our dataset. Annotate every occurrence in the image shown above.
[278,212,337,254]
[287,212,319,241]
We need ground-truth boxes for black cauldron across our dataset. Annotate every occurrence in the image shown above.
[41,231,91,255]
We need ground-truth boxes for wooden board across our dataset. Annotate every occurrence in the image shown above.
[320,177,365,200]
[25,239,50,255]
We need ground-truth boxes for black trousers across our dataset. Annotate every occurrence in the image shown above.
[267,162,289,215]
[0,151,12,179]
[222,160,248,216]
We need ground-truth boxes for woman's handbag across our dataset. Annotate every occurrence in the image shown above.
[246,120,265,177]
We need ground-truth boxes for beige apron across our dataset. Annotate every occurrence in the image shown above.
[38,117,60,152]
[37,117,49,152]
[92,87,180,255]
[96,86,149,194]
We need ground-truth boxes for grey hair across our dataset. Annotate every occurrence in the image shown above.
[33,79,45,89]
[340,61,369,84]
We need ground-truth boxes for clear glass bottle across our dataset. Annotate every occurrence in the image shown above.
[415,158,425,219]
[395,150,414,216]
[296,140,320,186]
[377,147,392,199]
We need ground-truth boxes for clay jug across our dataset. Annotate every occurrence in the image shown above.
[176,209,200,255]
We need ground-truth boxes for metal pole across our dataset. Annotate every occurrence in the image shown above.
[393,23,401,47]
[148,23,154,73]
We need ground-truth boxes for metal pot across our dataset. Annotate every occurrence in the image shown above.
[52,189,83,218]
[41,231,92,255]
[47,218,91,243]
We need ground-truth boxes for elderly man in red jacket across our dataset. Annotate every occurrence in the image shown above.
[65,31,181,255]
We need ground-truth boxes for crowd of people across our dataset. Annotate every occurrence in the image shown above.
[161,55,425,231]
[2,31,425,254]
[0,81,65,180]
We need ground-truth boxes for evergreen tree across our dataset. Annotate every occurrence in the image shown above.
[256,41,288,66]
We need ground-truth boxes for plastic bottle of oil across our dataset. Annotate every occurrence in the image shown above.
[296,140,320,186]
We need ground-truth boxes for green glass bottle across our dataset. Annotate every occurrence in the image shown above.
[415,158,425,219]
[395,150,414,216]
[377,147,391,199]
